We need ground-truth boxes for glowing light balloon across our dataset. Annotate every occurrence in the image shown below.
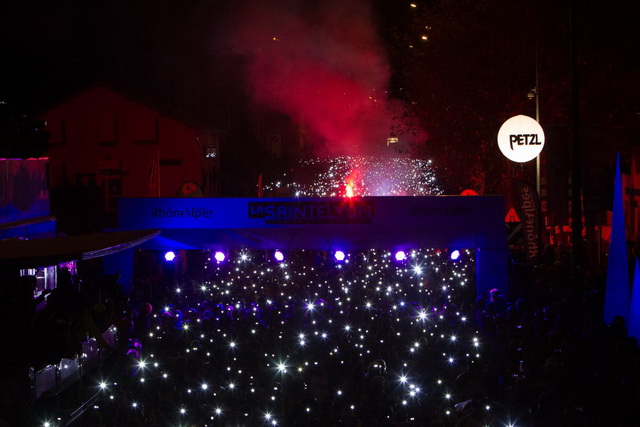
[497,115,545,163]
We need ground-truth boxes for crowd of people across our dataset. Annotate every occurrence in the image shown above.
[3,245,639,426]
[0,264,132,426]
[0,266,127,371]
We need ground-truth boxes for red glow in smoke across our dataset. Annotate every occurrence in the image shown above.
[343,167,361,197]
[345,182,354,198]
[229,0,424,156]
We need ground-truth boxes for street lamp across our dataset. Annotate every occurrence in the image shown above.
[528,85,540,196]
[528,34,541,197]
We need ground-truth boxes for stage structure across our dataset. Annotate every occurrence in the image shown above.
[116,196,507,297]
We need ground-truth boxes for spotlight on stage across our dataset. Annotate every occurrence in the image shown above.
[164,251,176,262]
[274,250,285,262]
[450,249,461,261]
[334,250,346,262]
[214,251,226,263]
[395,250,407,262]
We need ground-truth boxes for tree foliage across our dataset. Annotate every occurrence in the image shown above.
[0,101,49,159]
[388,0,572,194]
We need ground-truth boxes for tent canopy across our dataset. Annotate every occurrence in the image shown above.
[0,229,160,268]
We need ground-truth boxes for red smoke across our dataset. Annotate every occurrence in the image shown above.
[228,0,423,156]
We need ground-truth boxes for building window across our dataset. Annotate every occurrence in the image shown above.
[20,266,57,297]
[205,144,217,158]
[103,177,121,211]
[75,172,97,187]
[99,161,121,212]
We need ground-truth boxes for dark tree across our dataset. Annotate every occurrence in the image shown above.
[0,100,49,159]
[388,0,572,194]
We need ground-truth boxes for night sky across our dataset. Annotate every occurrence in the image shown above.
[3,1,638,114]
[2,1,399,106]
[3,1,236,115]
[2,0,639,163]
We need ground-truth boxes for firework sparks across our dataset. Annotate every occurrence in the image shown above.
[263,156,442,197]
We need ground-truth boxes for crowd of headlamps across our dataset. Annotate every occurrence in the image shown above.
[42,247,520,426]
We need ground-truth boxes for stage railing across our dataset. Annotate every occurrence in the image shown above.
[29,325,118,404]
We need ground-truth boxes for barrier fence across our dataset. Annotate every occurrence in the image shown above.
[29,325,118,404]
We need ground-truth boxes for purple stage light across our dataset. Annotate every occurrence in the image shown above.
[214,251,226,262]
[334,250,346,261]
[164,251,176,262]
[450,249,461,261]
[395,250,407,261]
[274,250,285,262]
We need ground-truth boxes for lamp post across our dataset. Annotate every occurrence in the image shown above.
[528,82,540,196]
[528,13,541,196]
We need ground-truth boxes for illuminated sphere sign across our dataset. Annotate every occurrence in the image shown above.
[497,115,545,163]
